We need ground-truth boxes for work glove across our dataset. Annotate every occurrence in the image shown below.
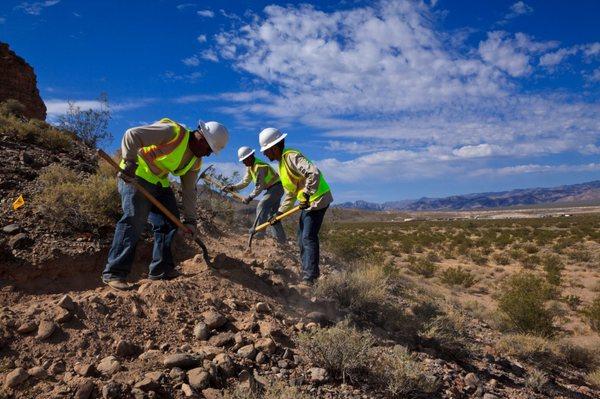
[182,219,197,237]
[299,192,311,210]
[242,196,252,205]
[268,211,283,225]
[118,160,137,183]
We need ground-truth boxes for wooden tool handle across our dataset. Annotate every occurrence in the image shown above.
[202,175,246,202]
[254,205,302,233]
[97,149,189,233]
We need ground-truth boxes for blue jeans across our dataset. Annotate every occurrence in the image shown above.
[102,179,179,280]
[254,183,286,243]
[297,206,328,282]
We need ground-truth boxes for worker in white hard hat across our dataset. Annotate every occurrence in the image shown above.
[102,118,229,290]
[258,128,333,286]
[223,146,286,243]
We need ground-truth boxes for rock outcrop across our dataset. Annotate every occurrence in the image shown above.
[0,42,47,120]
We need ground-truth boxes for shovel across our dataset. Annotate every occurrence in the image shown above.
[197,165,247,203]
[247,205,302,250]
[97,149,211,265]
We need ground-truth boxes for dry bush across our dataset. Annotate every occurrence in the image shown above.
[0,99,26,117]
[420,307,472,359]
[408,258,437,278]
[496,334,555,363]
[497,272,555,336]
[521,255,540,270]
[567,245,592,263]
[298,320,374,382]
[224,381,312,399]
[33,164,120,231]
[586,368,600,389]
[468,250,488,266]
[525,368,548,393]
[555,341,600,370]
[492,252,511,265]
[440,266,475,288]
[0,109,73,151]
[370,345,438,397]
[584,294,600,332]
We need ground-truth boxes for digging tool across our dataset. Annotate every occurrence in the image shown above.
[198,165,246,202]
[97,149,211,265]
[247,205,302,250]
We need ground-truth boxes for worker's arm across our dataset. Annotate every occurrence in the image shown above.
[248,167,268,199]
[278,190,296,213]
[180,168,200,222]
[227,168,251,192]
[288,152,320,198]
[121,121,174,162]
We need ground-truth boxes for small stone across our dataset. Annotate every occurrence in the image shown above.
[209,332,234,347]
[187,367,210,390]
[182,383,195,397]
[74,363,96,377]
[255,302,270,313]
[237,344,256,360]
[193,322,209,340]
[309,367,328,383]
[464,372,479,389]
[27,366,47,379]
[74,380,95,399]
[115,339,140,357]
[277,359,291,369]
[170,367,185,381]
[214,353,235,377]
[202,310,227,329]
[258,321,282,337]
[2,224,20,235]
[145,371,164,382]
[488,379,498,388]
[306,311,330,325]
[202,388,224,399]
[255,352,267,364]
[483,394,499,399]
[9,233,33,250]
[163,353,202,369]
[255,338,276,354]
[57,294,75,311]
[101,381,122,399]
[17,321,37,334]
[36,320,56,340]
[131,302,144,317]
[48,360,66,375]
[134,377,160,392]
[54,307,72,323]
[97,356,121,376]
[4,367,28,388]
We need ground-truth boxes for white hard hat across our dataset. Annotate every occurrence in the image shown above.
[199,121,229,154]
[237,146,255,162]
[259,127,287,152]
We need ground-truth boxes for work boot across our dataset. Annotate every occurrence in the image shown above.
[102,278,130,291]
[148,269,180,281]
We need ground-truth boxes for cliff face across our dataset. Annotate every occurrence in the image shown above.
[0,42,47,120]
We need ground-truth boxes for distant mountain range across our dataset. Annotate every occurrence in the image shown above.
[337,180,600,211]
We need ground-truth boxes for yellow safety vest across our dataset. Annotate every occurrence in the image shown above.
[249,158,278,186]
[279,148,330,203]
[120,118,202,187]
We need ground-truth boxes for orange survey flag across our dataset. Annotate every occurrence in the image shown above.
[12,195,25,210]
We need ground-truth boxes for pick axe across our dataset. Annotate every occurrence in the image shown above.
[97,150,211,265]
[247,205,302,250]
[197,165,246,202]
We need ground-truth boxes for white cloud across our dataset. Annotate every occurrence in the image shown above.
[200,49,218,62]
[197,9,214,18]
[15,0,60,15]
[470,163,600,177]
[589,68,600,83]
[176,3,195,11]
[0,17,6,23]
[197,34,207,43]
[507,1,533,18]
[45,98,156,118]
[453,144,493,158]
[540,42,600,67]
[163,71,202,82]
[182,55,200,66]
[205,162,245,180]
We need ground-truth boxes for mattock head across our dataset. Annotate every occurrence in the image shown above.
[199,164,215,179]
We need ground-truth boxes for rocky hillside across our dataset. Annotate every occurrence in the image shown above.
[0,42,46,120]
[337,180,600,211]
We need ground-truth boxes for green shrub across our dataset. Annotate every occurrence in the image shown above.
[542,255,564,286]
[298,320,374,382]
[440,266,475,287]
[408,259,437,278]
[584,294,600,332]
[492,252,511,265]
[469,250,488,266]
[0,113,73,151]
[521,255,540,270]
[497,272,555,336]
[33,164,119,231]
[370,345,437,397]
[568,246,592,263]
[0,99,26,117]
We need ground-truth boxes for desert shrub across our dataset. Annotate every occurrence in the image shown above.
[509,248,526,261]
[370,345,437,397]
[33,164,119,231]
[586,368,600,388]
[525,368,548,393]
[0,99,26,117]
[542,255,564,286]
[496,334,555,363]
[492,252,511,265]
[408,259,437,278]
[567,247,592,263]
[224,381,312,399]
[521,255,540,270]
[56,93,112,148]
[563,294,582,310]
[468,250,487,266]
[440,267,475,288]
[420,308,471,359]
[522,243,540,254]
[555,341,600,370]
[0,113,73,151]
[298,320,374,382]
[426,252,440,263]
[584,294,600,332]
[497,272,555,336]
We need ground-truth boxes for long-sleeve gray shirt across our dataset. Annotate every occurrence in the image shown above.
[278,152,333,213]
[229,163,280,200]
[121,120,199,221]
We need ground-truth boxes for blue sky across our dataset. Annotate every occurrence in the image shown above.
[1,0,599,202]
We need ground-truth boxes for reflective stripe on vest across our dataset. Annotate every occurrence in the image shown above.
[120,118,201,187]
[249,158,278,185]
[279,148,330,203]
